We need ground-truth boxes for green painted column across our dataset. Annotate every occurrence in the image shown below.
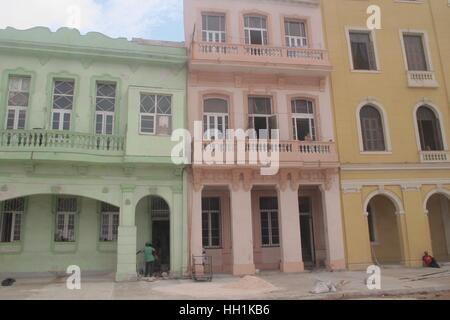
[116,185,137,282]
[171,186,183,277]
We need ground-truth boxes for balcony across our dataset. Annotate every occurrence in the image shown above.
[190,41,331,75]
[193,140,338,168]
[0,130,125,161]
[407,71,438,88]
[420,151,449,163]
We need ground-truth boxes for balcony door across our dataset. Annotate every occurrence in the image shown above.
[202,13,226,43]
[5,76,30,130]
[417,106,444,151]
[292,99,316,141]
[285,20,308,48]
[248,97,277,139]
[244,15,268,45]
[299,197,315,266]
[95,82,116,135]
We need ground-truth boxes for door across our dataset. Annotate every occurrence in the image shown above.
[152,221,170,272]
[299,197,315,266]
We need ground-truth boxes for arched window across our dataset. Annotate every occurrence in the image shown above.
[417,106,444,151]
[292,99,316,141]
[203,98,229,139]
[360,105,386,151]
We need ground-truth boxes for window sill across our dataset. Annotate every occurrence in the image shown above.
[0,242,23,254]
[52,242,77,253]
[360,151,393,155]
[204,247,223,250]
[261,245,280,248]
[98,241,118,253]
[350,69,382,74]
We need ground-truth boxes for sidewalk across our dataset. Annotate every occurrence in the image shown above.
[1,265,450,300]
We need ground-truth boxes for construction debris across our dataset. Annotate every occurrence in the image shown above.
[310,280,349,294]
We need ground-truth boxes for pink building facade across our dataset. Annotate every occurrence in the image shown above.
[184,0,346,275]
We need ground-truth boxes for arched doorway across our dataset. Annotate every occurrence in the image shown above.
[366,195,403,265]
[136,195,171,273]
[426,193,450,262]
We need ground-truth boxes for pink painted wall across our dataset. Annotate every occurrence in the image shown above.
[184,0,326,49]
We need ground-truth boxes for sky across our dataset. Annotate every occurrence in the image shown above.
[0,0,185,41]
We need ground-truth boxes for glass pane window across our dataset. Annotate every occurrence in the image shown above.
[0,198,25,243]
[244,15,268,45]
[95,82,116,135]
[248,97,277,139]
[417,106,444,151]
[139,93,172,135]
[6,76,30,130]
[52,80,74,131]
[54,198,77,242]
[360,105,386,151]
[202,13,226,42]
[292,99,316,141]
[285,20,308,48]
[349,31,377,70]
[100,202,119,242]
[260,197,279,247]
[96,83,116,112]
[201,197,221,248]
[403,34,428,71]
[8,76,31,107]
[203,98,229,139]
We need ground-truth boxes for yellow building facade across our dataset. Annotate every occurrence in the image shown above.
[321,0,450,270]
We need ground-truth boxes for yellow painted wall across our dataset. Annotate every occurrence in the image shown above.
[321,0,450,269]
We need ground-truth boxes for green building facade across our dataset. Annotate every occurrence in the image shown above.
[0,27,188,281]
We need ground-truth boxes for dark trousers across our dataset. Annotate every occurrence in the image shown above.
[145,261,154,277]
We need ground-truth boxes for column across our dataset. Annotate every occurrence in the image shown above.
[116,185,137,282]
[440,196,450,256]
[171,186,183,277]
[278,185,304,273]
[321,175,346,271]
[401,186,430,267]
[230,186,255,275]
[191,186,203,273]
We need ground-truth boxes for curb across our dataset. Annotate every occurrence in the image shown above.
[300,286,450,300]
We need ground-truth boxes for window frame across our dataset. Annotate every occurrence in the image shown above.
[51,79,75,131]
[413,103,448,152]
[139,93,173,136]
[399,30,434,72]
[356,102,392,154]
[0,198,25,243]
[5,76,31,130]
[345,27,380,72]
[284,18,308,48]
[54,197,77,243]
[259,197,280,247]
[95,81,117,135]
[201,12,227,43]
[244,14,269,46]
[202,197,222,249]
[202,97,230,140]
[100,209,119,242]
[291,99,317,141]
[247,96,278,139]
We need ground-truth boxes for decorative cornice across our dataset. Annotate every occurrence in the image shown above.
[0,27,187,65]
